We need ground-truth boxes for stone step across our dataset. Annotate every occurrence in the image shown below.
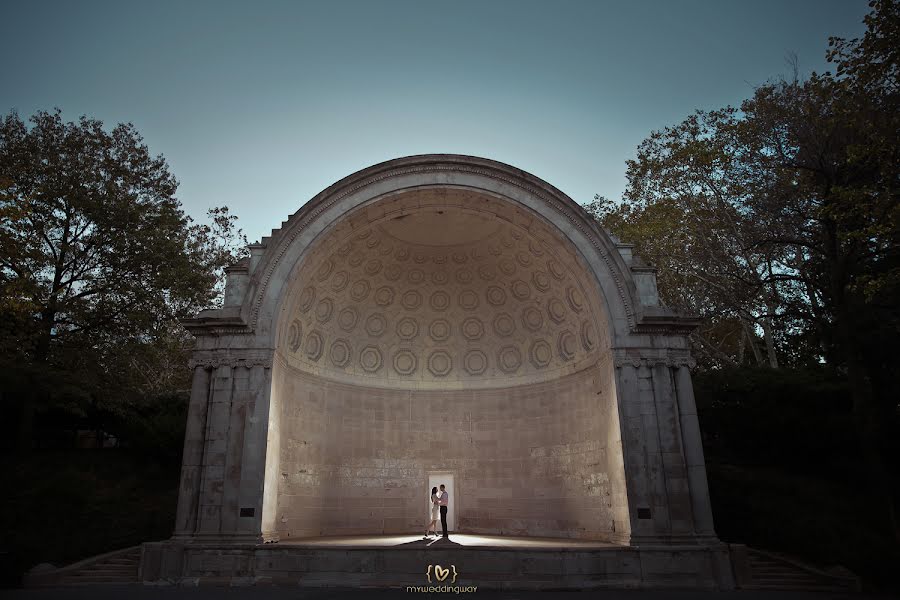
[754,576,828,584]
[73,565,136,572]
[750,555,813,565]
[749,585,848,592]
[71,569,136,577]
[60,576,136,584]
[750,563,801,571]
[23,545,144,588]
[751,570,823,579]
[306,579,590,590]
[79,567,137,575]
[746,552,857,593]
[750,561,797,569]
[60,581,136,585]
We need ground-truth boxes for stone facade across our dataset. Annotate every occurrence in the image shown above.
[274,367,619,540]
[278,189,606,389]
[148,155,731,588]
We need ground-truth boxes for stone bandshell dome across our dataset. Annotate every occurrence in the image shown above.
[280,189,606,389]
[162,155,722,587]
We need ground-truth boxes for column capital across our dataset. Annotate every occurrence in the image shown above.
[612,348,696,369]
[189,350,273,370]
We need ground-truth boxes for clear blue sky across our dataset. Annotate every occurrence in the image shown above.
[2,0,869,244]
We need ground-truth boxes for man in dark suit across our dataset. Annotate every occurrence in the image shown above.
[438,484,449,538]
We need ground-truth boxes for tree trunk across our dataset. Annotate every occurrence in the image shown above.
[762,302,780,369]
[18,308,55,454]
[762,256,782,368]
[846,350,900,543]
[17,390,34,454]
[741,318,764,366]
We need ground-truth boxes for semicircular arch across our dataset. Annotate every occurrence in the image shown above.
[247,155,642,353]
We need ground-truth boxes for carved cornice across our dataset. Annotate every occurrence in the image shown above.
[612,348,696,369]
[631,313,700,336]
[189,351,273,370]
[182,315,254,337]
[247,159,638,332]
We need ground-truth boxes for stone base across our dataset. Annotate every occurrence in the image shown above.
[140,535,737,590]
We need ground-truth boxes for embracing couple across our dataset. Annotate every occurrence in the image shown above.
[424,484,449,539]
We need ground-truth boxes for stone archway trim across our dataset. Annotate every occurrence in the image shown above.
[246,156,638,334]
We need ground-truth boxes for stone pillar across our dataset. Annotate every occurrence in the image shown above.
[198,364,234,535]
[615,363,656,541]
[259,363,280,542]
[602,361,631,544]
[221,366,250,534]
[650,363,695,536]
[173,365,211,537]
[237,364,275,539]
[171,356,275,542]
[674,365,716,537]
[637,363,672,534]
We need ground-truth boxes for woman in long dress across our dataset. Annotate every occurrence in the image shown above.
[425,486,439,537]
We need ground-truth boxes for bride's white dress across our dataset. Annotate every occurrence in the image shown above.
[430,493,439,520]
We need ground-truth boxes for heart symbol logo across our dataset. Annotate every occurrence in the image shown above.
[434,565,450,582]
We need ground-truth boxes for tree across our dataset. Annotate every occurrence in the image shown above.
[586,107,799,369]
[751,1,899,541]
[595,0,899,540]
[0,109,246,452]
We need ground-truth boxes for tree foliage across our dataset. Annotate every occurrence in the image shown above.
[593,0,899,540]
[594,1,898,367]
[0,109,247,451]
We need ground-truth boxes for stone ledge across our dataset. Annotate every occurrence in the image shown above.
[140,539,736,590]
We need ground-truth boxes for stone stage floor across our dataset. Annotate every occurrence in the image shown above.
[279,533,619,549]
[1,587,886,599]
[129,535,865,595]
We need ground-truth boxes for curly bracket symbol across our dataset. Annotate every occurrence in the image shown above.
[426,564,433,584]
[450,564,458,584]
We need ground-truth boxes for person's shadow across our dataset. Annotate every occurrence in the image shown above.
[394,536,462,547]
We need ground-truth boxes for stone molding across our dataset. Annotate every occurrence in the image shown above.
[612,349,696,369]
[275,205,604,389]
[248,158,638,332]
[182,312,254,337]
[271,349,604,395]
[631,315,700,336]
[189,352,273,370]
[186,325,255,337]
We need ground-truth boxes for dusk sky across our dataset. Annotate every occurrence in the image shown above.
[2,0,869,244]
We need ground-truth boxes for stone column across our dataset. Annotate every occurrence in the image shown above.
[258,363,280,542]
[650,363,694,536]
[237,364,275,539]
[637,363,671,534]
[602,362,631,543]
[175,357,275,542]
[197,364,234,535]
[674,365,716,537]
[615,362,656,541]
[221,366,250,534]
[173,365,211,537]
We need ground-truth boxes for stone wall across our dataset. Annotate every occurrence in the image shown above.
[277,190,609,391]
[171,156,716,553]
[138,541,737,589]
[274,362,626,540]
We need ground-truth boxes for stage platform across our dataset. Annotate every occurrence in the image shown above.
[281,533,617,549]
[139,534,738,590]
